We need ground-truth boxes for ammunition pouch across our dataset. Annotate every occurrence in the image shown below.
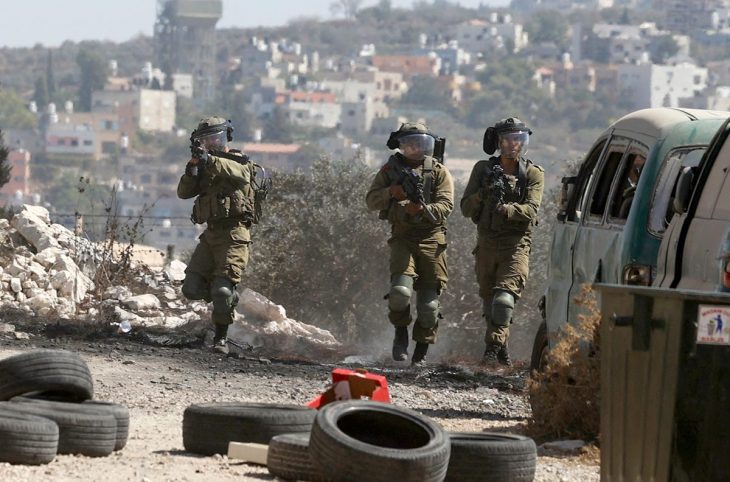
[192,189,252,225]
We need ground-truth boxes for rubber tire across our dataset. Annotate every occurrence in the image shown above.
[445,432,537,482]
[0,406,59,465]
[0,350,93,402]
[0,401,117,457]
[267,433,326,482]
[11,396,129,451]
[182,402,317,456]
[530,321,548,374]
[309,400,450,482]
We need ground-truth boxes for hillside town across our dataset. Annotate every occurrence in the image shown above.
[2,0,730,252]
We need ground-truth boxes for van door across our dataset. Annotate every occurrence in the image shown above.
[566,135,631,324]
[545,138,607,338]
[676,129,730,290]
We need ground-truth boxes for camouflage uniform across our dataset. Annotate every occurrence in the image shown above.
[366,153,454,346]
[461,155,544,352]
[178,138,257,346]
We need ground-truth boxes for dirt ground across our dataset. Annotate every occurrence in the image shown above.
[0,322,599,482]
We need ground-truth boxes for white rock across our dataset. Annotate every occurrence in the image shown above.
[18,204,51,224]
[114,306,144,324]
[6,259,26,276]
[236,288,287,322]
[10,209,60,251]
[164,260,187,282]
[541,440,587,452]
[10,278,22,293]
[122,294,161,311]
[103,286,132,301]
[16,292,26,303]
[34,248,63,268]
[25,292,57,313]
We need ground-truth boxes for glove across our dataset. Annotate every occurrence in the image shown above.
[389,184,407,201]
[405,202,424,216]
[185,161,199,177]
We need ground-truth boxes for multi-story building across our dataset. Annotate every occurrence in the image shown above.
[275,91,341,129]
[453,15,528,54]
[618,61,708,109]
[370,55,441,77]
[0,149,31,201]
[92,88,176,134]
[230,142,303,172]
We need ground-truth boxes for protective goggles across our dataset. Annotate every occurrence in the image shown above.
[193,130,227,150]
[398,133,435,160]
[499,131,530,147]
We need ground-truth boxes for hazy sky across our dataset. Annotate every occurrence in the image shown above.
[0,0,509,48]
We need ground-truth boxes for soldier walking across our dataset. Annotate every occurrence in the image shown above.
[177,117,258,354]
[366,122,454,365]
[460,117,544,366]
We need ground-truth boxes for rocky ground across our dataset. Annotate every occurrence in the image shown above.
[0,315,599,482]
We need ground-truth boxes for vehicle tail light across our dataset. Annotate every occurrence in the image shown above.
[623,264,653,286]
[723,260,730,290]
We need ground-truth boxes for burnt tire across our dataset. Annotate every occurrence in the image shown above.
[445,432,537,482]
[182,402,316,456]
[309,400,450,482]
[11,396,129,451]
[0,350,93,402]
[0,406,59,465]
[0,401,117,457]
[530,321,548,374]
[267,433,326,482]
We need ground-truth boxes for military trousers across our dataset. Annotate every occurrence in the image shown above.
[388,236,448,344]
[474,234,531,345]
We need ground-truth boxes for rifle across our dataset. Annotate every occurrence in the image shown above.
[188,137,209,177]
[398,167,438,223]
[483,164,507,214]
[433,137,446,163]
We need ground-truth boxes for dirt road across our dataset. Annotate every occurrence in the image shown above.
[0,322,599,482]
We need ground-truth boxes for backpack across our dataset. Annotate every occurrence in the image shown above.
[214,149,272,225]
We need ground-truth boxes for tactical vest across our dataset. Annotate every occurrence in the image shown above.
[472,156,533,225]
[378,155,436,221]
[191,150,270,225]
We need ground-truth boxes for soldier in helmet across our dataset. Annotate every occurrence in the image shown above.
[177,117,256,355]
[460,117,544,366]
[366,122,454,365]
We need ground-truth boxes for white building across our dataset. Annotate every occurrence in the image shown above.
[454,16,528,54]
[618,61,708,109]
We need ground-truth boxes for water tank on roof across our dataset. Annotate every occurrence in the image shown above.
[562,52,572,65]
[64,101,74,114]
[109,59,118,76]
[490,12,498,23]
[28,101,37,113]
[419,33,428,48]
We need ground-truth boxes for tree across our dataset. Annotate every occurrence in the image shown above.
[399,76,454,112]
[525,10,569,48]
[76,47,108,112]
[262,107,294,143]
[0,130,10,189]
[0,88,36,129]
[33,77,49,109]
[46,50,56,99]
[330,0,362,19]
[650,36,680,64]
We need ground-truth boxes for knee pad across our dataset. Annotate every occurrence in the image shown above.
[416,288,440,328]
[211,277,236,313]
[182,273,209,300]
[388,275,413,312]
[492,290,515,327]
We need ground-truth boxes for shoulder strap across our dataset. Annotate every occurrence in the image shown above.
[211,149,251,165]
[517,157,531,202]
[423,157,434,203]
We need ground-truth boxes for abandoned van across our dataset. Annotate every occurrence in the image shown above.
[655,117,730,292]
[531,108,730,371]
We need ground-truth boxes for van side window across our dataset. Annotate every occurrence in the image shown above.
[648,147,705,236]
[570,139,607,221]
[608,144,649,222]
[588,137,630,221]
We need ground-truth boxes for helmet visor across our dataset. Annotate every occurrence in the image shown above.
[398,133,435,160]
[498,131,529,157]
[193,129,227,150]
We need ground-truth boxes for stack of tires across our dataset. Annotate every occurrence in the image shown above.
[0,350,129,465]
[183,398,537,482]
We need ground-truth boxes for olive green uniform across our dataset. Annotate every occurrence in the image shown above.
[460,156,544,344]
[366,153,454,343]
[177,151,255,326]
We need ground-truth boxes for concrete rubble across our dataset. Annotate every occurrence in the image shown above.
[0,205,340,352]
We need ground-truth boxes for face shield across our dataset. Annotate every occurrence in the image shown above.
[193,129,227,151]
[498,131,530,159]
[398,133,435,161]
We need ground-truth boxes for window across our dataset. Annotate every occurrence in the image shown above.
[608,143,649,222]
[83,140,93,146]
[570,139,607,222]
[648,147,705,235]
[588,137,631,221]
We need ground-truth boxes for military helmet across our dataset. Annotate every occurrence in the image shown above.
[483,117,532,155]
[192,116,234,150]
[386,122,436,160]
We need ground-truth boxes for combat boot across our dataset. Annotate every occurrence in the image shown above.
[392,326,409,361]
[497,344,512,367]
[411,342,429,366]
[482,343,500,365]
[212,324,229,355]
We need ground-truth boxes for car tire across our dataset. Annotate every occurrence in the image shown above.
[0,401,117,457]
[530,320,548,374]
[0,406,59,465]
[182,402,316,456]
[445,432,537,482]
[267,432,326,482]
[11,396,130,451]
[309,400,450,482]
[0,350,93,402]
